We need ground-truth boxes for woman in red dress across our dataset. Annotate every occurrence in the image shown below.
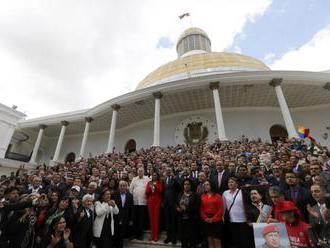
[146,171,163,241]
[200,180,224,248]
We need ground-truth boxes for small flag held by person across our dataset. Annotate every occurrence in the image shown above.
[178,12,190,19]
[298,125,310,138]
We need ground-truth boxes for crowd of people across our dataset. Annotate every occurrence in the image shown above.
[0,137,329,248]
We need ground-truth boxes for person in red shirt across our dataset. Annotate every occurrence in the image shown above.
[146,171,163,242]
[278,201,312,248]
[200,180,224,248]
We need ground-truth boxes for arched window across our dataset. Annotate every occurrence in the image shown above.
[65,152,76,163]
[125,139,136,153]
[269,124,288,142]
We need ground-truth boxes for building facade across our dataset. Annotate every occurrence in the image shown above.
[1,27,330,172]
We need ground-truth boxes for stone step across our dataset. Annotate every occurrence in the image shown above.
[124,231,181,247]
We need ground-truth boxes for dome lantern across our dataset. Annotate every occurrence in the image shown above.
[176,27,211,58]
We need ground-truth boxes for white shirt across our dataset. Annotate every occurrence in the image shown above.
[129,176,150,205]
[217,170,225,186]
[223,189,246,223]
[120,193,126,208]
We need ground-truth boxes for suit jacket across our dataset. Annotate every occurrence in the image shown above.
[48,182,68,196]
[72,208,94,248]
[309,203,330,242]
[113,191,134,232]
[0,200,34,247]
[284,186,316,221]
[309,203,330,226]
[211,170,230,194]
[163,176,180,207]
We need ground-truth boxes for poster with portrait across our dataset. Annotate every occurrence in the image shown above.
[242,185,272,223]
[253,223,291,248]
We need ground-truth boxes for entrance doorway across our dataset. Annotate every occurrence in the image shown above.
[125,139,136,153]
[269,124,288,142]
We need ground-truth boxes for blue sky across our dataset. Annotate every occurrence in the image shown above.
[227,0,330,64]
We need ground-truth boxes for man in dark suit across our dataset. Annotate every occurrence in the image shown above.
[190,162,199,181]
[308,184,330,244]
[48,173,67,196]
[26,176,47,195]
[71,194,94,248]
[163,167,180,244]
[284,172,315,221]
[211,160,229,194]
[113,180,134,248]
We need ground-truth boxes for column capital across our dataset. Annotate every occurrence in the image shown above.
[85,117,93,123]
[111,104,121,111]
[323,82,330,91]
[39,124,47,130]
[61,120,69,126]
[209,81,220,90]
[269,78,283,87]
[152,92,163,99]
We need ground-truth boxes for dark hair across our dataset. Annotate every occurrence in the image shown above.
[269,186,283,197]
[151,171,160,181]
[228,176,238,183]
[204,179,217,194]
[99,189,111,202]
[183,178,192,185]
[4,186,19,195]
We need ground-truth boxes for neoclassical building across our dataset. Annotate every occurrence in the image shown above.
[1,27,330,173]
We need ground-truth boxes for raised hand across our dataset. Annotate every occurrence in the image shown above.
[50,234,61,245]
[63,228,71,240]
[79,210,85,219]
[307,204,320,219]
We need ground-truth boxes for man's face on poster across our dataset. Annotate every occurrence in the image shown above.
[264,231,280,248]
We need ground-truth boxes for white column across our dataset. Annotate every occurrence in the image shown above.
[52,121,69,163]
[29,124,47,164]
[210,82,227,140]
[106,105,120,153]
[79,117,93,158]
[270,78,298,138]
[152,92,162,146]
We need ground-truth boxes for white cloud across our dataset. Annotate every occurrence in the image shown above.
[0,0,272,118]
[271,25,330,71]
[264,52,275,62]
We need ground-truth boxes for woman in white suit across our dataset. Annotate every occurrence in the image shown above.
[93,189,119,248]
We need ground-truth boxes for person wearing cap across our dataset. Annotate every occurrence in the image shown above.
[278,201,312,248]
[261,225,283,248]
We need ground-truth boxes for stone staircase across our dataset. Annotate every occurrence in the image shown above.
[124,231,181,248]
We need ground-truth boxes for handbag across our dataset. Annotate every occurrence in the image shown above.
[224,189,240,223]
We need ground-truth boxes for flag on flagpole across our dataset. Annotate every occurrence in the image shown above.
[178,12,190,19]
[297,125,310,138]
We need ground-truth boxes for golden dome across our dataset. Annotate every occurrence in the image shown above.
[136,52,270,90]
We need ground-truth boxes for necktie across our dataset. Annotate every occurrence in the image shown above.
[291,189,298,203]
